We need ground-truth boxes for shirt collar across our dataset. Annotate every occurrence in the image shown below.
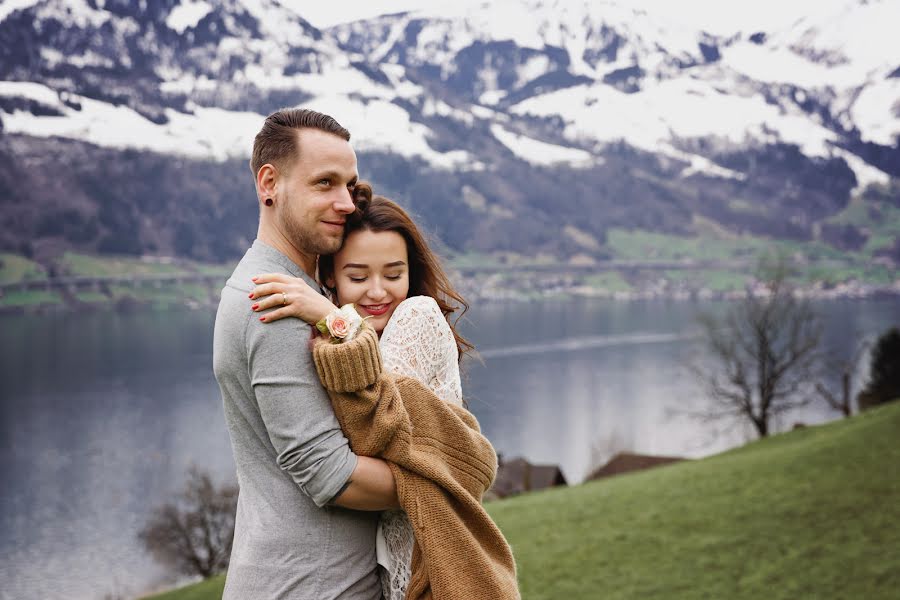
[250,239,323,293]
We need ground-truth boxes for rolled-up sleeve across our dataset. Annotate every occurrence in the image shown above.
[246,313,357,507]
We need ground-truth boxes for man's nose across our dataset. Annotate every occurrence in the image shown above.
[334,187,355,214]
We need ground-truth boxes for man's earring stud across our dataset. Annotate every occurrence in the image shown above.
[265,197,273,206]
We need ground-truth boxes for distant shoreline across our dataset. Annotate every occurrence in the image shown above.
[2,278,898,317]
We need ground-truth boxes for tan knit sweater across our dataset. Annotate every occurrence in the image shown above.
[312,326,520,600]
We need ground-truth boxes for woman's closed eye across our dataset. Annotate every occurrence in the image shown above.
[348,274,403,283]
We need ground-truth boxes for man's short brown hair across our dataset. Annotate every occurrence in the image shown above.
[250,108,351,177]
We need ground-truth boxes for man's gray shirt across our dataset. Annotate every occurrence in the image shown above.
[213,240,380,599]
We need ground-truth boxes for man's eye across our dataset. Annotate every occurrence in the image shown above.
[318,179,331,186]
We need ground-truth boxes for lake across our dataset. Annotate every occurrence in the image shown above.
[1,297,897,600]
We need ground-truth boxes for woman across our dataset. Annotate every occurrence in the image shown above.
[248,187,518,599]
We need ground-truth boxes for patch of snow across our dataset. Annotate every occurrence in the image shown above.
[166,0,212,34]
[478,90,506,105]
[851,78,900,146]
[0,91,263,161]
[40,46,116,69]
[674,149,746,181]
[33,0,110,28]
[490,124,594,167]
[0,0,40,22]
[238,0,325,47]
[303,95,473,169]
[470,104,501,121]
[721,43,859,88]
[0,81,63,108]
[158,75,221,95]
[832,148,892,191]
[517,55,552,86]
[0,84,473,169]
[512,77,839,160]
[421,98,475,126]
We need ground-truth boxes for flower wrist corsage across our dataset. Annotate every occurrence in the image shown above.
[316,304,365,343]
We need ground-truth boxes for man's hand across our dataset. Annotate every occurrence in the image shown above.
[330,456,400,511]
[250,272,335,325]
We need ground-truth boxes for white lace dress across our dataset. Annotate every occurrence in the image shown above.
[376,295,463,600]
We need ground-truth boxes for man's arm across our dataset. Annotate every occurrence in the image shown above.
[330,456,400,510]
[248,313,398,508]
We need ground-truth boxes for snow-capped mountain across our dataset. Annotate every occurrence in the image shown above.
[334,0,898,185]
[0,0,897,262]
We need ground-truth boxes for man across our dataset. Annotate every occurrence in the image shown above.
[213,108,397,599]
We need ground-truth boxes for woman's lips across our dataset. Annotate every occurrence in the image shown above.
[359,303,390,316]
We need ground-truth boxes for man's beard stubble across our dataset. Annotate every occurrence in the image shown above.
[279,204,343,257]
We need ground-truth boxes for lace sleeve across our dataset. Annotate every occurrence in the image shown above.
[375,296,464,600]
[379,296,463,407]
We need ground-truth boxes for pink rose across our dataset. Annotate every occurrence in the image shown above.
[326,313,351,339]
[321,304,363,342]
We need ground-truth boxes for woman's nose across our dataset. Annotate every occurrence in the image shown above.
[367,280,387,301]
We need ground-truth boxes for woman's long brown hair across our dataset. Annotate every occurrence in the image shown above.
[319,182,474,361]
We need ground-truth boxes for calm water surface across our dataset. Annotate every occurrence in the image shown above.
[1,297,897,599]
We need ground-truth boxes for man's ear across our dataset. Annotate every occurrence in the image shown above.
[256,163,277,203]
[324,276,335,290]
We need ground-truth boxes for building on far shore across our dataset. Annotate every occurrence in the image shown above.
[586,452,686,481]
[488,456,567,499]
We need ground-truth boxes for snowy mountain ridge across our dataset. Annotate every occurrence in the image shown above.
[0,0,898,262]
[1,0,897,180]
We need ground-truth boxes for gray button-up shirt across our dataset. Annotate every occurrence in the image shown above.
[213,240,380,599]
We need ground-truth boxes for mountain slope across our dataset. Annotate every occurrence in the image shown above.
[0,0,897,265]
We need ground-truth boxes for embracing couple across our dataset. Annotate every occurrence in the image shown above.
[212,108,520,599]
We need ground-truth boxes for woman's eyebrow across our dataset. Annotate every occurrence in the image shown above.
[342,261,406,270]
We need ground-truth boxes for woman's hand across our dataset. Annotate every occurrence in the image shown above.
[250,273,336,325]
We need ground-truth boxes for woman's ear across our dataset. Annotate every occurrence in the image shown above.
[325,276,335,290]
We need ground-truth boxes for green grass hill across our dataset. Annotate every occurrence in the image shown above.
[142,401,900,600]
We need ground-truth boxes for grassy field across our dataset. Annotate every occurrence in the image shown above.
[58,252,189,278]
[0,252,235,310]
[143,401,900,600]
[0,253,47,283]
[605,227,854,264]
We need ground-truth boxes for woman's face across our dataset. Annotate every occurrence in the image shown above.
[329,229,410,335]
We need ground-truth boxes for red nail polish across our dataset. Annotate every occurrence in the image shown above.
[251,277,258,282]
[259,316,266,322]
[248,293,254,299]
[251,304,259,310]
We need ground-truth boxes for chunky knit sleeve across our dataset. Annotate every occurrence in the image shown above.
[311,326,519,600]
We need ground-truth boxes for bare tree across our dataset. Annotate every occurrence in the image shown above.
[138,466,238,579]
[690,257,823,438]
[815,339,870,417]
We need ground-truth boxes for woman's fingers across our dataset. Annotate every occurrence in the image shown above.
[252,272,288,285]
[258,307,293,323]
[251,291,287,312]
[249,282,284,300]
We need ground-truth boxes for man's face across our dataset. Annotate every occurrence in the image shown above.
[275,128,358,256]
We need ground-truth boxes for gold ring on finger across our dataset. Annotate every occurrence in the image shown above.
[281,292,288,305]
